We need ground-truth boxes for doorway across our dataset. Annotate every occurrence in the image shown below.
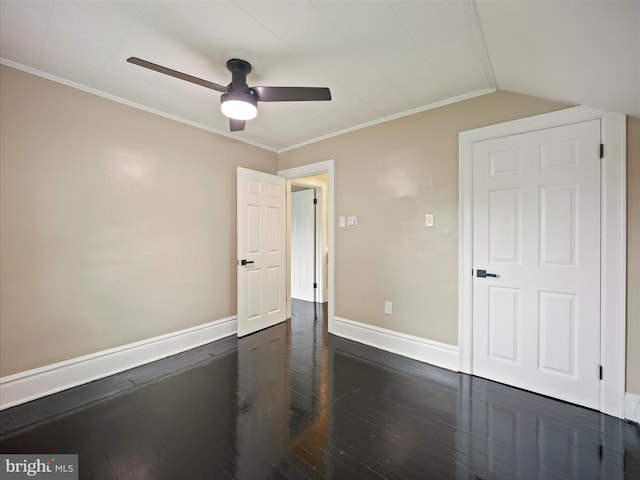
[291,179,327,305]
[278,160,335,332]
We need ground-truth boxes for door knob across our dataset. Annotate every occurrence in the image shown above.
[240,259,254,266]
[476,269,499,278]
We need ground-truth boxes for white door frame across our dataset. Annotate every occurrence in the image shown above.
[278,160,335,333]
[459,106,626,418]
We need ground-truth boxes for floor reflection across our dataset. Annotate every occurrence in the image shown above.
[0,300,638,479]
[236,321,290,480]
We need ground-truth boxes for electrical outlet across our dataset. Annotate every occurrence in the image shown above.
[384,301,392,315]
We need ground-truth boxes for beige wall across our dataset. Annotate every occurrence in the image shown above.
[2,64,637,395]
[627,116,640,394]
[279,91,570,345]
[0,65,277,376]
[280,91,640,393]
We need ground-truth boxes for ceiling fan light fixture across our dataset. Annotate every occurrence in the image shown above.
[220,91,257,120]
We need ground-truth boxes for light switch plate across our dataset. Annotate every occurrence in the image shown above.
[339,216,346,228]
[347,216,357,227]
[425,213,435,228]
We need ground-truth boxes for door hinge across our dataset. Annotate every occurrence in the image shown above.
[313,282,318,289]
[313,198,318,204]
[599,365,603,380]
[600,144,604,159]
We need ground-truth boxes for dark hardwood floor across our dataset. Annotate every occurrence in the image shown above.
[1,300,639,479]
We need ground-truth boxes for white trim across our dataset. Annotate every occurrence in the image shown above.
[278,160,335,333]
[276,0,495,154]
[458,105,627,418]
[1,58,495,155]
[625,392,640,423]
[0,316,237,410]
[599,112,627,418]
[333,317,459,372]
[463,0,497,91]
[0,58,277,153]
[278,89,495,153]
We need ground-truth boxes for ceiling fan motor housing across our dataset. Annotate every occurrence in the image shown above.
[227,59,252,89]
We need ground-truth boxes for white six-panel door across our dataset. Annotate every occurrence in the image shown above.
[472,120,601,409]
[237,167,286,337]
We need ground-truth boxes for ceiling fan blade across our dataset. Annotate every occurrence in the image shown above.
[229,118,246,132]
[252,86,331,102]
[127,57,227,93]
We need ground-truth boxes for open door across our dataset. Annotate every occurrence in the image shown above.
[237,167,286,337]
[291,187,318,302]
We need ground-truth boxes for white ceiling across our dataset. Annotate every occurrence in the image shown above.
[1,0,638,152]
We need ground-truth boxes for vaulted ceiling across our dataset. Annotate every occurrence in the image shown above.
[1,0,638,151]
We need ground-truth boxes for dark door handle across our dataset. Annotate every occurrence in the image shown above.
[477,269,499,278]
[240,259,254,266]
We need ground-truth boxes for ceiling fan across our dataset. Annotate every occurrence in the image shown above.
[127,57,332,132]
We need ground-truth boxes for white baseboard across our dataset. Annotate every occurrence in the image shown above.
[625,392,640,423]
[0,316,237,411]
[333,317,459,372]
